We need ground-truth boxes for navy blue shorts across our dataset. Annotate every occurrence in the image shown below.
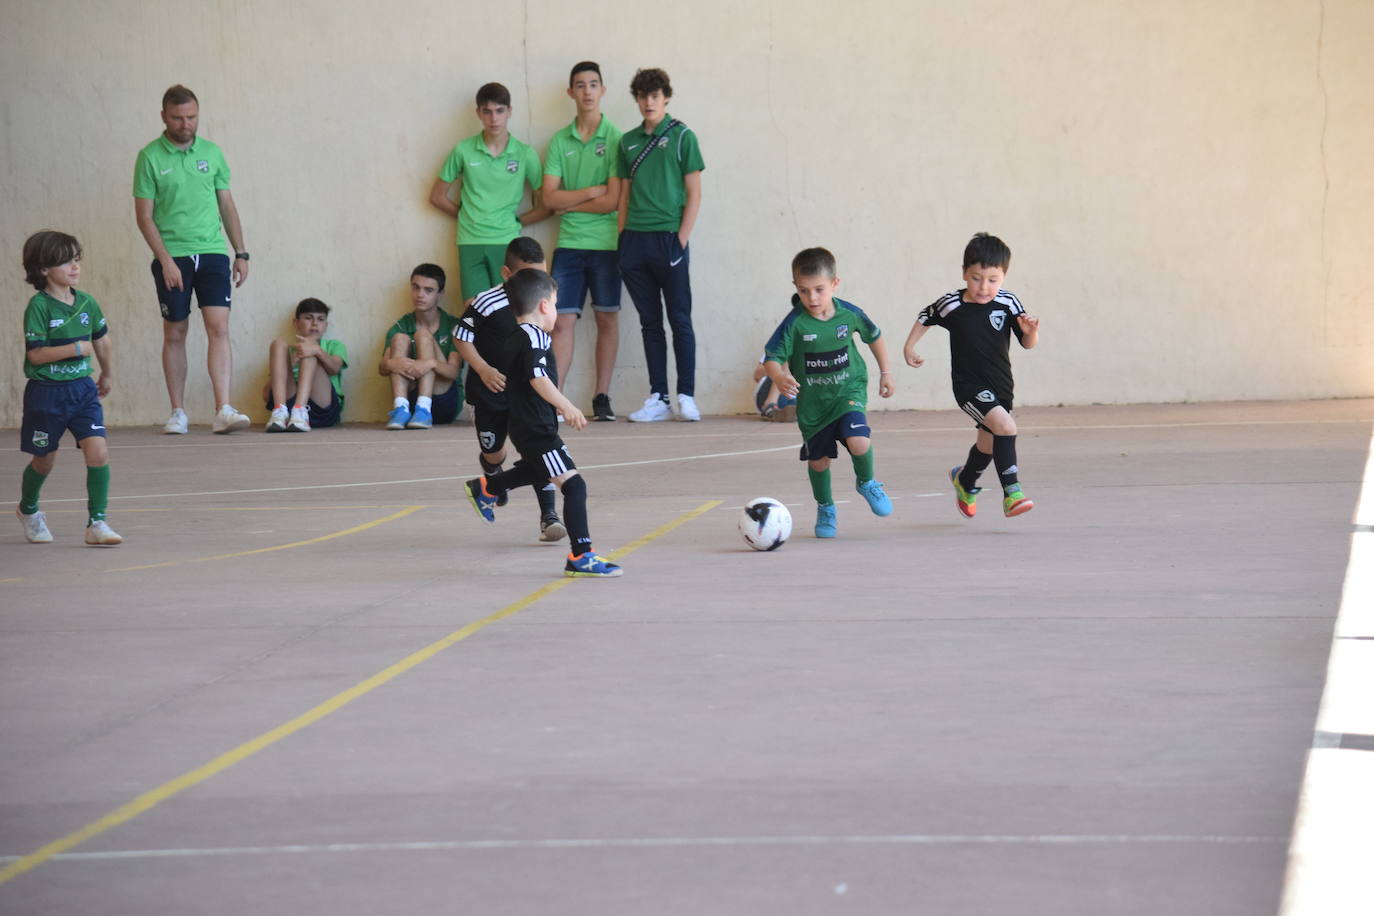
[407,382,460,425]
[21,377,106,456]
[152,253,233,322]
[552,248,622,314]
[266,389,343,428]
[472,405,509,454]
[798,410,871,462]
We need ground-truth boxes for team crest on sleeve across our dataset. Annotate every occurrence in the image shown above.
[506,160,519,173]
[196,160,210,173]
[989,311,1006,331]
[836,324,850,340]
[32,431,49,449]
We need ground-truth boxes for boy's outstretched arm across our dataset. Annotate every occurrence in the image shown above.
[868,337,894,398]
[1017,313,1040,349]
[903,321,930,368]
[531,376,586,429]
[763,359,799,400]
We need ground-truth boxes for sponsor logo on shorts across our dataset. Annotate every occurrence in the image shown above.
[31,431,49,449]
[196,160,209,173]
[479,431,497,451]
[989,310,1006,331]
[977,390,996,403]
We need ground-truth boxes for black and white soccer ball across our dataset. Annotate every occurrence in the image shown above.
[738,497,792,551]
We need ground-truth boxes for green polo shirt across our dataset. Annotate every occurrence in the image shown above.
[617,119,705,233]
[439,133,542,246]
[23,290,108,382]
[545,115,623,251]
[382,310,460,360]
[291,338,349,401]
[132,134,231,257]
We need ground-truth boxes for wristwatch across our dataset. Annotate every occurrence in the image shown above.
[235,251,250,261]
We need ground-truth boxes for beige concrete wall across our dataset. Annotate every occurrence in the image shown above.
[2,0,1371,429]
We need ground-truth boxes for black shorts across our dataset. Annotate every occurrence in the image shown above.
[512,438,576,484]
[152,253,233,322]
[21,377,106,456]
[798,411,871,462]
[472,406,509,454]
[407,383,460,425]
[956,386,1013,430]
[266,389,343,428]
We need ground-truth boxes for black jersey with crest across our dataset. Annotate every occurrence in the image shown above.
[917,290,1026,401]
[501,321,561,445]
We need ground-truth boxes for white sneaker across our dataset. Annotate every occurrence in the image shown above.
[628,394,671,422]
[17,508,53,543]
[265,406,289,432]
[676,393,701,421]
[85,519,123,546]
[287,406,311,432]
[163,408,189,435]
[212,404,251,434]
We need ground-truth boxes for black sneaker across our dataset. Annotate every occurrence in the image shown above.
[592,393,616,422]
[540,514,567,542]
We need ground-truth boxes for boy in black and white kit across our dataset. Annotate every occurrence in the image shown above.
[464,269,623,578]
[904,233,1040,518]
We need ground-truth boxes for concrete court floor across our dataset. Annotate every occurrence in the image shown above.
[0,398,1369,915]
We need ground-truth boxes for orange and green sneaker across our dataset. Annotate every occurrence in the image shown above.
[949,466,980,518]
[1003,487,1034,517]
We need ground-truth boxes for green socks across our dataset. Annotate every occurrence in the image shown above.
[20,465,47,515]
[86,464,110,523]
[850,446,875,483]
[807,466,833,505]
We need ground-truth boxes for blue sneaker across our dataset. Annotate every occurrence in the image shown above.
[386,405,411,430]
[815,503,837,538]
[856,479,893,516]
[406,406,433,429]
[464,477,497,523]
[565,551,623,578]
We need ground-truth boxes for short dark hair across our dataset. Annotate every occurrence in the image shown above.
[162,84,198,108]
[503,268,558,318]
[476,82,511,108]
[963,233,1011,271]
[411,263,446,293]
[629,68,672,99]
[504,237,545,270]
[295,297,330,318]
[569,61,602,86]
[22,230,82,291]
[792,247,837,279]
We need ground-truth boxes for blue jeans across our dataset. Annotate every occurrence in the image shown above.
[552,248,622,314]
[618,230,694,397]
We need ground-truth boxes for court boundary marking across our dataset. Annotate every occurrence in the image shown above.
[0,500,721,887]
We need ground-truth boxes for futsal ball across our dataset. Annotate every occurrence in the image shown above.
[739,497,792,551]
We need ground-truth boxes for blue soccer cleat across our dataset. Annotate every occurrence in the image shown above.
[564,551,623,577]
[464,477,497,523]
[815,503,838,538]
[386,405,411,430]
[856,479,893,516]
[406,405,433,429]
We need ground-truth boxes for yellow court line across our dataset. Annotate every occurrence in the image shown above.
[103,506,426,573]
[0,499,721,886]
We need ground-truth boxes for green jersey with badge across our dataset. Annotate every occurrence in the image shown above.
[132,135,232,256]
[763,297,882,440]
[439,133,542,246]
[545,116,623,251]
[382,310,460,360]
[24,290,108,382]
[292,337,349,400]
[617,119,705,232]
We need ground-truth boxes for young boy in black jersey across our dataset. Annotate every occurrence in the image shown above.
[903,233,1040,518]
[463,269,622,578]
[454,237,565,543]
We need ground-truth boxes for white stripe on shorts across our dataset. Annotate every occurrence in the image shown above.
[960,401,988,424]
[541,448,570,479]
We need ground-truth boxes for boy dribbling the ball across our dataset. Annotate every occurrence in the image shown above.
[16,230,121,546]
[903,232,1040,518]
[762,247,894,539]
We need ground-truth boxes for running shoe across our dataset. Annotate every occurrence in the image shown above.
[265,406,289,432]
[406,406,433,429]
[592,393,616,422]
[386,406,411,430]
[856,479,893,516]
[815,503,837,538]
[163,408,189,435]
[628,394,671,422]
[676,393,701,421]
[84,519,123,546]
[17,508,53,544]
[950,465,980,518]
[464,477,497,522]
[564,551,623,577]
[212,404,251,434]
[287,406,311,432]
[1003,487,1034,517]
[540,514,567,542]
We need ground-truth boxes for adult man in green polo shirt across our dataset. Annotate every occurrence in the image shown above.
[616,67,705,423]
[542,61,624,422]
[134,84,252,435]
[429,82,547,302]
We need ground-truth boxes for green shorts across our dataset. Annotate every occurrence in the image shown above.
[458,244,508,300]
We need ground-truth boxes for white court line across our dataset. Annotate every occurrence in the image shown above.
[1279,431,1374,916]
[0,833,1285,863]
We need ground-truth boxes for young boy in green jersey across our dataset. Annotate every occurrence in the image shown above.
[263,298,348,432]
[378,264,463,430]
[904,233,1040,518]
[763,247,895,539]
[429,83,548,301]
[16,231,121,546]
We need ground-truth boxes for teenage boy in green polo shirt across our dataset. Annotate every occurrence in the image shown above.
[542,61,624,422]
[617,68,705,423]
[430,83,548,301]
[133,84,252,436]
[378,264,463,429]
